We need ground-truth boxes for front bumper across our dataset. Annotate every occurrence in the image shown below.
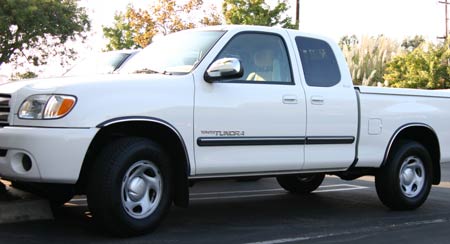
[0,126,98,184]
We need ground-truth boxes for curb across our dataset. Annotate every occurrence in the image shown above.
[0,181,54,224]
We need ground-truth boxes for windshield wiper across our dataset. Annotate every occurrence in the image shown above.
[133,68,172,75]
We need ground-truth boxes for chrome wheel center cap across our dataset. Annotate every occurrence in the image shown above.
[128,177,146,201]
[402,168,414,185]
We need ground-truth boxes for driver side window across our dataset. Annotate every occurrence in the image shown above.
[216,33,293,84]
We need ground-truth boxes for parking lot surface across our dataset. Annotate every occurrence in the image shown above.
[0,163,449,244]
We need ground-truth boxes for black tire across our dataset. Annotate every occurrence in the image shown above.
[375,140,432,210]
[10,182,74,207]
[276,173,325,194]
[87,137,172,237]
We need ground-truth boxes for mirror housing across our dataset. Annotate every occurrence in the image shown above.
[204,58,244,82]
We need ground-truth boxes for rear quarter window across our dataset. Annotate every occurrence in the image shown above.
[295,37,341,87]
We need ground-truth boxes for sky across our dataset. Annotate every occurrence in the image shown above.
[0,0,445,79]
[82,0,444,42]
[299,0,443,41]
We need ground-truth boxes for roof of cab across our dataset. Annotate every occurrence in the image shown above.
[192,25,334,43]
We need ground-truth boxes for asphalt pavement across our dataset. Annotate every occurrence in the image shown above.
[0,163,449,244]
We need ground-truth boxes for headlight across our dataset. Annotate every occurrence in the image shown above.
[18,95,77,119]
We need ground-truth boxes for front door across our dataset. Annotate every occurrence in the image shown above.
[193,31,307,176]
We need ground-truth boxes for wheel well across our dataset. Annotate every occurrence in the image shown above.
[385,125,441,185]
[77,121,190,207]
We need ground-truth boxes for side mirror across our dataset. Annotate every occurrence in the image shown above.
[204,58,244,82]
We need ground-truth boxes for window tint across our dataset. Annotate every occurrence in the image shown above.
[216,33,293,84]
[295,37,341,87]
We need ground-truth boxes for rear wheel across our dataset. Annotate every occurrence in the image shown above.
[87,138,172,236]
[375,140,432,210]
[276,173,325,194]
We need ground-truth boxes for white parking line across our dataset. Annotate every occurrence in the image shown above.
[319,184,366,188]
[69,198,87,203]
[69,184,368,203]
[314,185,368,193]
[191,184,365,196]
[245,219,447,244]
[191,192,287,201]
[190,184,368,201]
[190,188,284,196]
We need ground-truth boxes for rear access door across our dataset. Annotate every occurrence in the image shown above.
[292,35,359,170]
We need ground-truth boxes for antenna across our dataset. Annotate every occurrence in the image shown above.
[295,0,300,29]
[438,0,450,40]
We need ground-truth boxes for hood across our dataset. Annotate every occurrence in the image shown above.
[8,73,195,128]
[0,79,37,94]
[0,74,177,95]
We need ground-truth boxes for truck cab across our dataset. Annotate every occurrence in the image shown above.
[192,27,358,176]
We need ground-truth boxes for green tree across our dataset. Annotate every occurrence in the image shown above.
[339,35,359,50]
[103,0,222,50]
[103,10,138,51]
[0,0,90,66]
[384,40,450,89]
[222,0,297,29]
[10,71,37,80]
[401,35,425,52]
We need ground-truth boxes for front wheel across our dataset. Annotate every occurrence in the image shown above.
[276,173,325,194]
[87,138,172,236]
[375,140,432,210]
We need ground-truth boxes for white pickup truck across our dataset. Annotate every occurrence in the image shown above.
[0,25,449,236]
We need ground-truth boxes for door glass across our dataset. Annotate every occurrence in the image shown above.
[295,36,341,87]
[215,33,293,84]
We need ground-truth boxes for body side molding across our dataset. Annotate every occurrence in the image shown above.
[197,136,305,147]
[306,136,355,145]
[197,136,355,147]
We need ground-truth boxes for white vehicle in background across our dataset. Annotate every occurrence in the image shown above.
[0,25,449,236]
[0,75,8,85]
[64,49,139,76]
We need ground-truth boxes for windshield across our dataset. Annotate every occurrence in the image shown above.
[64,51,134,76]
[120,30,225,75]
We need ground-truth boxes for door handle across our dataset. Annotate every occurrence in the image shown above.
[282,95,298,104]
[311,96,324,105]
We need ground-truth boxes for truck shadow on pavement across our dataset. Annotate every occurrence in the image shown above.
[0,190,386,241]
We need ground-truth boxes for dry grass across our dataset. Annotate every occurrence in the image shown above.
[342,36,403,86]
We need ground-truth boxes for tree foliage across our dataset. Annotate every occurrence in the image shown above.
[401,35,425,52]
[384,40,450,89]
[102,11,138,51]
[223,0,297,29]
[0,0,90,66]
[10,71,37,80]
[340,35,401,86]
[339,35,359,50]
[103,0,222,50]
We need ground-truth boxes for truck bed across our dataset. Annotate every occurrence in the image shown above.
[355,86,450,168]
